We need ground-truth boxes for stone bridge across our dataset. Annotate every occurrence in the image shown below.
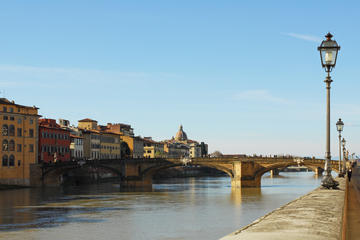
[31,157,338,188]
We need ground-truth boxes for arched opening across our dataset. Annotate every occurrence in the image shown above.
[254,163,327,187]
[2,155,8,167]
[2,140,8,151]
[9,155,15,166]
[42,164,122,186]
[9,140,15,151]
[2,124,8,136]
[129,162,234,189]
[9,125,15,136]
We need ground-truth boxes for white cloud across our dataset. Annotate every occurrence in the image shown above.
[233,89,288,104]
[283,33,322,43]
[0,64,182,89]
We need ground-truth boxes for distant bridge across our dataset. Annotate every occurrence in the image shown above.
[30,156,338,188]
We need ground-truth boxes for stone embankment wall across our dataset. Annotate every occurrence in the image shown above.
[221,178,346,240]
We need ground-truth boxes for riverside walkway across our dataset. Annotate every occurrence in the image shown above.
[220,177,346,240]
[346,164,360,240]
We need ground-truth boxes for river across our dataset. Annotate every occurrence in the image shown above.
[0,172,322,240]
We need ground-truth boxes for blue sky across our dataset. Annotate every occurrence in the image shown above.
[0,1,359,157]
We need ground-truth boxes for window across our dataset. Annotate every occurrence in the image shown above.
[18,160,21,166]
[29,129,34,138]
[10,116,14,121]
[29,119,33,124]
[2,155,8,166]
[3,107,7,112]
[2,124,8,136]
[9,155,14,166]
[9,140,15,151]
[17,144,22,152]
[9,108,13,113]
[2,140,8,151]
[17,118,22,124]
[29,144,34,152]
[17,108,20,113]
[9,125,15,136]
[3,116,8,120]
[17,128,22,137]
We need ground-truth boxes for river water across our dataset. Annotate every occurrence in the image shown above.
[0,172,322,240]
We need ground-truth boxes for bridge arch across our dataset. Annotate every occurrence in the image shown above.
[140,162,234,181]
[253,162,338,186]
[41,163,123,186]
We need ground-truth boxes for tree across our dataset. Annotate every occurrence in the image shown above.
[210,151,223,158]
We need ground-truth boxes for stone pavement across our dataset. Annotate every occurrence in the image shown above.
[220,178,346,240]
[346,165,360,240]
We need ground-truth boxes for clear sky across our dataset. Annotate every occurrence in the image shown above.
[0,1,359,157]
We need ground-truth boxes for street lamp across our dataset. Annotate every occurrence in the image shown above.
[318,32,341,189]
[336,118,344,176]
[341,138,346,174]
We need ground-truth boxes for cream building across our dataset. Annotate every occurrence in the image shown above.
[143,137,165,158]
[163,125,208,158]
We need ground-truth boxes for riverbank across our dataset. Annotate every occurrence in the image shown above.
[221,177,346,240]
[345,166,360,239]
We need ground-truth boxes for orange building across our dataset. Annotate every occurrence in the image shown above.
[0,98,40,186]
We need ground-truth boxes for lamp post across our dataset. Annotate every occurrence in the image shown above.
[318,32,340,189]
[342,138,346,174]
[336,118,344,176]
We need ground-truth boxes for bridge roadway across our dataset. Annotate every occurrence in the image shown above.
[31,156,338,187]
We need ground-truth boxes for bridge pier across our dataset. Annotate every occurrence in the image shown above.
[231,162,262,188]
[315,167,324,176]
[270,169,280,177]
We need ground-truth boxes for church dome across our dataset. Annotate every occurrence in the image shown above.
[175,125,188,141]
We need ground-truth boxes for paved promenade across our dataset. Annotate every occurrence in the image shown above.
[346,165,360,240]
[220,177,346,240]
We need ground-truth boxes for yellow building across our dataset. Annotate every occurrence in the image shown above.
[0,98,40,185]
[78,119,122,160]
[121,135,144,158]
[100,132,121,159]
[143,137,165,158]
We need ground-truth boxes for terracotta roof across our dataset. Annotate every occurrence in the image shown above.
[0,98,39,109]
[79,128,101,134]
[70,134,83,139]
[78,118,97,122]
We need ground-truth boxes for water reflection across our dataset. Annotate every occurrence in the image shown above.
[230,188,262,206]
[0,173,321,240]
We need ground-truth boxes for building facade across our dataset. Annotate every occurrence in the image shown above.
[163,125,208,158]
[121,135,144,158]
[81,129,101,160]
[38,119,71,163]
[70,134,84,160]
[58,119,84,160]
[163,142,189,158]
[100,132,121,159]
[0,98,40,185]
[104,123,134,136]
[143,137,165,158]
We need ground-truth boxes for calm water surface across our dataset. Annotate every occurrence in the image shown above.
[0,172,322,240]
